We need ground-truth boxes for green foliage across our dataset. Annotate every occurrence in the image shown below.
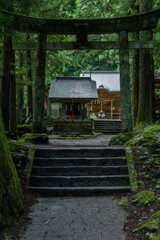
[109,132,134,146]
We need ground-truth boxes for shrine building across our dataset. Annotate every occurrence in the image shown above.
[80,71,121,119]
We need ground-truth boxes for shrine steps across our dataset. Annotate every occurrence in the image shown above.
[94,119,121,133]
[29,147,130,196]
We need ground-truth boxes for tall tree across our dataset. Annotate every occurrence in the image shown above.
[137,0,155,124]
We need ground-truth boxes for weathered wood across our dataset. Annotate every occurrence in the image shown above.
[26,34,33,117]
[1,33,12,131]
[10,50,17,132]
[12,41,153,51]
[132,32,139,127]
[32,33,46,133]
[3,9,160,34]
[119,31,132,132]
[17,51,24,111]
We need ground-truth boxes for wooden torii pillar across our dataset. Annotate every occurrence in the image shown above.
[32,33,46,133]
[119,31,132,131]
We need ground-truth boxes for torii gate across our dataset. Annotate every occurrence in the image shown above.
[2,9,160,133]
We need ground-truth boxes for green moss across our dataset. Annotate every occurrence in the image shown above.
[151,211,160,220]
[22,133,49,144]
[17,124,32,133]
[149,235,160,240]
[0,109,23,227]
[138,180,145,189]
[109,132,134,146]
[125,124,160,148]
[125,147,138,192]
[25,148,35,187]
[117,197,129,208]
[134,191,155,205]
[139,220,159,231]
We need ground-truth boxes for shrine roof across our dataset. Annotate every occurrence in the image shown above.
[80,71,120,91]
[49,77,98,99]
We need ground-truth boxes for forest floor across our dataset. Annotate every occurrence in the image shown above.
[1,134,160,240]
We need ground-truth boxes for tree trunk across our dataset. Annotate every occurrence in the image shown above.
[17,51,24,112]
[1,33,12,131]
[26,34,33,117]
[132,32,139,127]
[137,0,155,124]
[0,107,23,227]
[10,50,17,132]
[32,33,46,133]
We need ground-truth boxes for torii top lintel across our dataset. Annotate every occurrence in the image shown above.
[4,8,160,35]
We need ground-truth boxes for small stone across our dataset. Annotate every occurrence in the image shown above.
[117,197,129,208]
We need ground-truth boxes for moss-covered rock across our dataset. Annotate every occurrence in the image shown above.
[134,191,155,205]
[125,124,160,151]
[22,133,49,144]
[17,124,32,133]
[0,109,23,227]
[117,197,129,208]
[149,234,160,240]
[139,220,159,231]
[151,211,160,220]
[109,132,134,146]
[125,147,138,192]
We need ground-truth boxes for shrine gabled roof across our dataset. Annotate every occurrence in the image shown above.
[49,77,98,99]
[80,71,120,91]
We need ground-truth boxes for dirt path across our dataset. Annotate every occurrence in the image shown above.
[20,197,127,240]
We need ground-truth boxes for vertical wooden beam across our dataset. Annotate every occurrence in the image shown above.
[26,34,33,117]
[119,31,132,132]
[17,51,24,112]
[10,50,17,132]
[32,33,46,133]
[111,100,113,119]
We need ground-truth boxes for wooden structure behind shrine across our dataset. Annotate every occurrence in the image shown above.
[2,9,160,132]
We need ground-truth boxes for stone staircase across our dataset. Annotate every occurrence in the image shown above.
[29,147,130,196]
[94,119,121,133]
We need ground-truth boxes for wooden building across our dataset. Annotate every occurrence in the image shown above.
[48,76,97,134]
[80,71,121,119]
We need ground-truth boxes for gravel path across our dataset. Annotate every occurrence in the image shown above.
[33,134,115,148]
[20,197,127,240]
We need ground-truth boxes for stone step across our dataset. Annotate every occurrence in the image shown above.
[30,175,129,187]
[35,147,125,158]
[31,166,128,176]
[29,186,130,197]
[33,157,127,167]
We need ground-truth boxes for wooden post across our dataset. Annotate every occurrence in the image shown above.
[32,33,46,133]
[111,100,113,119]
[10,50,17,132]
[119,31,132,132]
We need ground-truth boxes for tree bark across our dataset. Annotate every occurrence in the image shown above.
[32,33,46,133]
[10,50,17,132]
[1,33,12,131]
[132,32,139,127]
[137,0,155,124]
[0,107,23,227]
[17,51,24,111]
[26,34,33,117]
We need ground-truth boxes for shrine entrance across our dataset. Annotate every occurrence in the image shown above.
[2,9,160,132]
